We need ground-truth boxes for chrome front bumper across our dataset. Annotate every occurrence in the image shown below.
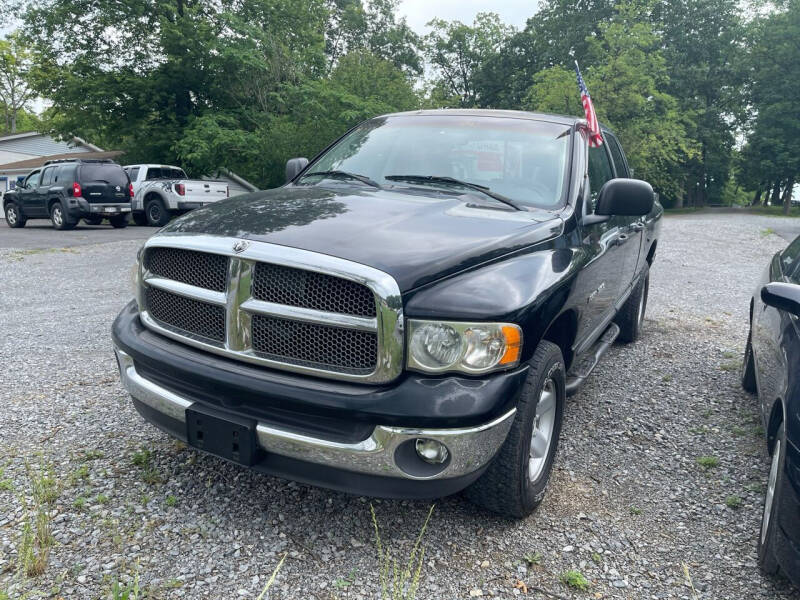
[114,348,515,481]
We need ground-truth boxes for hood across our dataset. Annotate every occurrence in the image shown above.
[159,185,563,291]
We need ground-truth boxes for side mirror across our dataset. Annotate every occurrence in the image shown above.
[596,178,655,216]
[761,282,800,317]
[285,157,309,183]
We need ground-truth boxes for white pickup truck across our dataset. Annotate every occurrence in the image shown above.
[124,164,229,226]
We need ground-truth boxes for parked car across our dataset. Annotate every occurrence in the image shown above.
[124,164,228,227]
[742,234,800,587]
[3,158,132,229]
[112,109,661,518]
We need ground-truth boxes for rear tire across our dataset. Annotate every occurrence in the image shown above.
[146,198,170,227]
[4,202,26,228]
[465,340,566,518]
[758,421,786,576]
[50,202,76,230]
[741,331,758,393]
[84,216,103,226]
[132,212,148,226]
[616,263,649,343]
[109,214,128,228]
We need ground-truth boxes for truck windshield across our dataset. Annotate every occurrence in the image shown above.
[299,115,572,209]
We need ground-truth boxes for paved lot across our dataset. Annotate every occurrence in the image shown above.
[1,212,799,599]
[0,218,153,249]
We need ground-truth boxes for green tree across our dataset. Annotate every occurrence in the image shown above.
[0,32,36,134]
[423,13,514,107]
[651,0,744,206]
[738,1,800,213]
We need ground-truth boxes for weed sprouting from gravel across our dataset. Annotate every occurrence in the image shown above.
[16,460,60,577]
[560,570,590,590]
[131,448,162,485]
[523,551,542,566]
[629,506,642,515]
[371,503,434,600]
[725,495,743,509]
[696,456,720,470]
[110,569,140,600]
[165,494,177,507]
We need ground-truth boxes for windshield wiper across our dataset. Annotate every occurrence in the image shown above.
[303,170,381,189]
[385,175,522,211]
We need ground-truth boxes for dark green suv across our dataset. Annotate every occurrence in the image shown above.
[3,158,132,230]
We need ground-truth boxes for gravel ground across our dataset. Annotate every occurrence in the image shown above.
[1,211,799,600]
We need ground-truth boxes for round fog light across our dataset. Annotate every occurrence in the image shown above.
[415,438,449,464]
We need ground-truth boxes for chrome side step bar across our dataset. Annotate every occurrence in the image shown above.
[565,322,620,395]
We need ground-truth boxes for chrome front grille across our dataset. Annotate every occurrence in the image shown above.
[252,263,376,317]
[144,247,228,292]
[145,287,226,343]
[136,235,404,383]
[251,315,378,373]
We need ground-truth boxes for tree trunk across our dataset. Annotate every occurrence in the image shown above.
[783,178,795,215]
[752,186,762,206]
[10,109,16,134]
[771,181,781,206]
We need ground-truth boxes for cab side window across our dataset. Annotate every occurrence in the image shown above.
[606,134,629,178]
[129,167,140,182]
[588,146,614,205]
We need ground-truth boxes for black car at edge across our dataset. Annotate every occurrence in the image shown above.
[112,109,662,518]
[742,234,800,587]
[3,158,132,229]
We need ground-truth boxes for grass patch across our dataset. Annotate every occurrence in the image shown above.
[696,456,720,470]
[591,552,602,564]
[371,503,434,600]
[719,361,739,372]
[132,448,162,485]
[746,205,800,218]
[730,425,747,437]
[165,495,177,507]
[629,506,642,515]
[725,495,743,509]
[17,460,60,577]
[746,482,766,494]
[72,496,86,511]
[661,374,673,382]
[80,450,104,462]
[761,227,776,237]
[95,493,110,505]
[560,570,590,591]
[523,551,542,566]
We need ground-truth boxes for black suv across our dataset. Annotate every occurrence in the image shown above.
[3,158,132,230]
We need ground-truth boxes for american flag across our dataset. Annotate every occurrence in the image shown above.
[574,62,603,147]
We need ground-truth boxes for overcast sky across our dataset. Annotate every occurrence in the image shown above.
[397,0,536,33]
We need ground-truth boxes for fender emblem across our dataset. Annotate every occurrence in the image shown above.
[232,240,249,253]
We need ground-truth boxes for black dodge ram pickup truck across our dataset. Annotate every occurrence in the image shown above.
[112,110,662,518]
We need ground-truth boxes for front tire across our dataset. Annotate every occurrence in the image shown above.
[146,198,170,227]
[4,202,26,228]
[465,340,566,518]
[616,263,649,343]
[109,214,128,228]
[759,421,786,575]
[50,202,76,230]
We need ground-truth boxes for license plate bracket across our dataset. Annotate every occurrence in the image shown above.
[185,405,259,466]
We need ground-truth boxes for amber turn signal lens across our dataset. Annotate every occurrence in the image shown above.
[499,325,522,365]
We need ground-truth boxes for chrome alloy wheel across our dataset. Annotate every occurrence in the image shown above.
[52,205,63,227]
[529,377,557,482]
[762,439,781,544]
[6,206,17,226]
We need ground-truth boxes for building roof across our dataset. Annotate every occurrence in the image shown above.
[0,150,124,172]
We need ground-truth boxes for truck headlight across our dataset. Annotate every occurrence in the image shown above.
[407,320,522,374]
